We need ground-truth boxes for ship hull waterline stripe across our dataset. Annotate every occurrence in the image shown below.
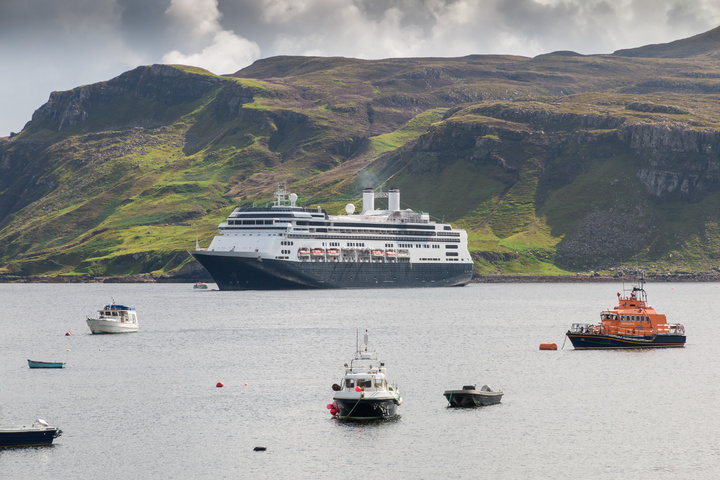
[190,251,472,290]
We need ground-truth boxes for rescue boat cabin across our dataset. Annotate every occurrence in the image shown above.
[594,286,679,336]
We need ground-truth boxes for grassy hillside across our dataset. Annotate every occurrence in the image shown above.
[2,29,720,279]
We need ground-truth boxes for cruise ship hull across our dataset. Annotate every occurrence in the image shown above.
[190,251,473,290]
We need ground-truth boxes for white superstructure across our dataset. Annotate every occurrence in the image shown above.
[206,184,472,265]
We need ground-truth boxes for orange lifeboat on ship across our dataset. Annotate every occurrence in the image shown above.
[385,249,396,257]
[311,248,325,256]
[371,249,384,257]
[326,248,340,256]
[298,248,311,256]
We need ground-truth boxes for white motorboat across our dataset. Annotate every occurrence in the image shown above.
[87,303,138,334]
[330,330,402,420]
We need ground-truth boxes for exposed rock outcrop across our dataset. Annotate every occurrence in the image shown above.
[26,65,221,132]
[617,122,720,200]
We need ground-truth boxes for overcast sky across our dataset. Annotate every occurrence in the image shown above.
[1,0,719,136]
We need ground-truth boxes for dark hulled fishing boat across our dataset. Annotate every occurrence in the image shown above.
[330,330,402,420]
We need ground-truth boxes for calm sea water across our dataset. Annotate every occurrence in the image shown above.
[0,282,718,479]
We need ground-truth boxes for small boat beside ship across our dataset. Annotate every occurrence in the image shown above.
[193,282,208,290]
[87,303,138,334]
[331,330,402,420]
[0,419,62,448]
[444,385,503,407]
[27,360,65,369]
[566,279,686,349]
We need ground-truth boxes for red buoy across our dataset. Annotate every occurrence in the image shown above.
[539,342,558,350]
[330,408,338,415]
[216,381,224,387]
[65,331,71,336]
[326,403,333,410]
[355,386,362,392]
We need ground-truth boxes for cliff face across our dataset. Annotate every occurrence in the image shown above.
[4,34,720,278]
[26,65,223,133]
[617,123,720,199]
[378,100,720,270]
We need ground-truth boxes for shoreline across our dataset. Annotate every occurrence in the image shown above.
[471,273,720,283]
[2,273,720,284]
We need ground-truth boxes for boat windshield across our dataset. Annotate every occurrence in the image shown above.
[345,378,377,389]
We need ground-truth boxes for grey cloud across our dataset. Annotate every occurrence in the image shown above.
[1,0,720,135]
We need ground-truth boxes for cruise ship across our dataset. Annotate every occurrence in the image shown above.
[189,184,474,290]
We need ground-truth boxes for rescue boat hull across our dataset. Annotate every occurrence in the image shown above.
[566,332,686,349]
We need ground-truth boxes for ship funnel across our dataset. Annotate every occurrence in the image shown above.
[362,188,374,213]
[389,188,400,212]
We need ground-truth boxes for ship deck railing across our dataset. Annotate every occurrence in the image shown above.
[568,323,684,337]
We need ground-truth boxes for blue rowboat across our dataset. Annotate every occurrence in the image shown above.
[27,359,66,369]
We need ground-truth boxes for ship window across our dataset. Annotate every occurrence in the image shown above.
[345,379,354,388]
[631,315,635,321]
[620,315,625,321]
[375,378,385,388]
[357,379,372,388]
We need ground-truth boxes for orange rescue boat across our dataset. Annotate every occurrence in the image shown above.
[566,279,685,349]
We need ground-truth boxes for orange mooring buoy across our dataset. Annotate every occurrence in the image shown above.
[539,342,557,350]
